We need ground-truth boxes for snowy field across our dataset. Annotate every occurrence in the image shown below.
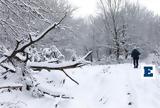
[0,63,160,108]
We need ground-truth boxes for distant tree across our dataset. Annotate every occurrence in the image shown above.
[98,0,127,61]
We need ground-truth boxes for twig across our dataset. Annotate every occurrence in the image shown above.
[37,88,74,99]
[61,69,79,85]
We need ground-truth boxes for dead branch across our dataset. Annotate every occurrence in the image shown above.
[61,69,79,85]
[0,85,23,91]
[81,51,93,60]
[0,85,23,89]
[28,34,33,42]
[29,62,85,71]
[28,51,92,85]
[29,51,92,71]
[15,40,22,51]
[37,88,74,99]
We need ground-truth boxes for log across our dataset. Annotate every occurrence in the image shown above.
[0,85,23,91]
[28,51,92,71]
[28,51,92,85]
[29,62,85,71]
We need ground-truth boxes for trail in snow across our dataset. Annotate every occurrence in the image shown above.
[68,63,160,108]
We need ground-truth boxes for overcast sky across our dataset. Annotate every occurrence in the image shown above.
[69,0,160,18]
[139,0,160,14]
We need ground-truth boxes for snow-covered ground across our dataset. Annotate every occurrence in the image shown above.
[0,63,160,108]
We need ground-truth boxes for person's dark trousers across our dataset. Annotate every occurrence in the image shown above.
[133,57,139,68]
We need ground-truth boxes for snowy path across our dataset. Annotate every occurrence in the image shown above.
[68,63,160,108]
[0,63,160,108]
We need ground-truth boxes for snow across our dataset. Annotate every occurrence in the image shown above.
[15,53,27,61]
[0,82,23,87]
[0,63,160,108]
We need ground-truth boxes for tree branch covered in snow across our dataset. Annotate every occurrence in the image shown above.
[0,13,67,64]
[0,85,23,91]
[10,13,67,59]
[37,87,74,99]
[28,51,92,71]
[28,51,92,85]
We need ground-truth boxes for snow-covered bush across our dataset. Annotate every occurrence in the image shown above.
[43,45,65,62]
[148,50,160,66]
[144,46,160,69]
[28,45,65,63]
[153,48,160,66]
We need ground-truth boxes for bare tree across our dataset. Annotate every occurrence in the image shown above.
[98,0,126,61]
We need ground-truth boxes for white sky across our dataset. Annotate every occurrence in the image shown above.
[69,0,160,18]
[139,0,160,14]
[69,0,98,18]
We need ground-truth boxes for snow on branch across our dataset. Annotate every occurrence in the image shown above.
[28,61,87,71]
[0,13,67,63]
[37,86,74,99]
[16,13,67,52]
[28,51,92,71]
[16,13,67,54]
[0,63,16,73]
[28,51,92,85]
[0,83,23,91]
[81,51,93,60]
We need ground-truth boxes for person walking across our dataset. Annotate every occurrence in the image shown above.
[131,48,141,68]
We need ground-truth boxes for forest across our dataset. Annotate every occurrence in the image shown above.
[0,0,160,108]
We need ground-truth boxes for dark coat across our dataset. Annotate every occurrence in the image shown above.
[131,49,140,59]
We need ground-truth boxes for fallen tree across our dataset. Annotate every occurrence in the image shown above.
[28,51,92,85]
[28,51,92,71]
